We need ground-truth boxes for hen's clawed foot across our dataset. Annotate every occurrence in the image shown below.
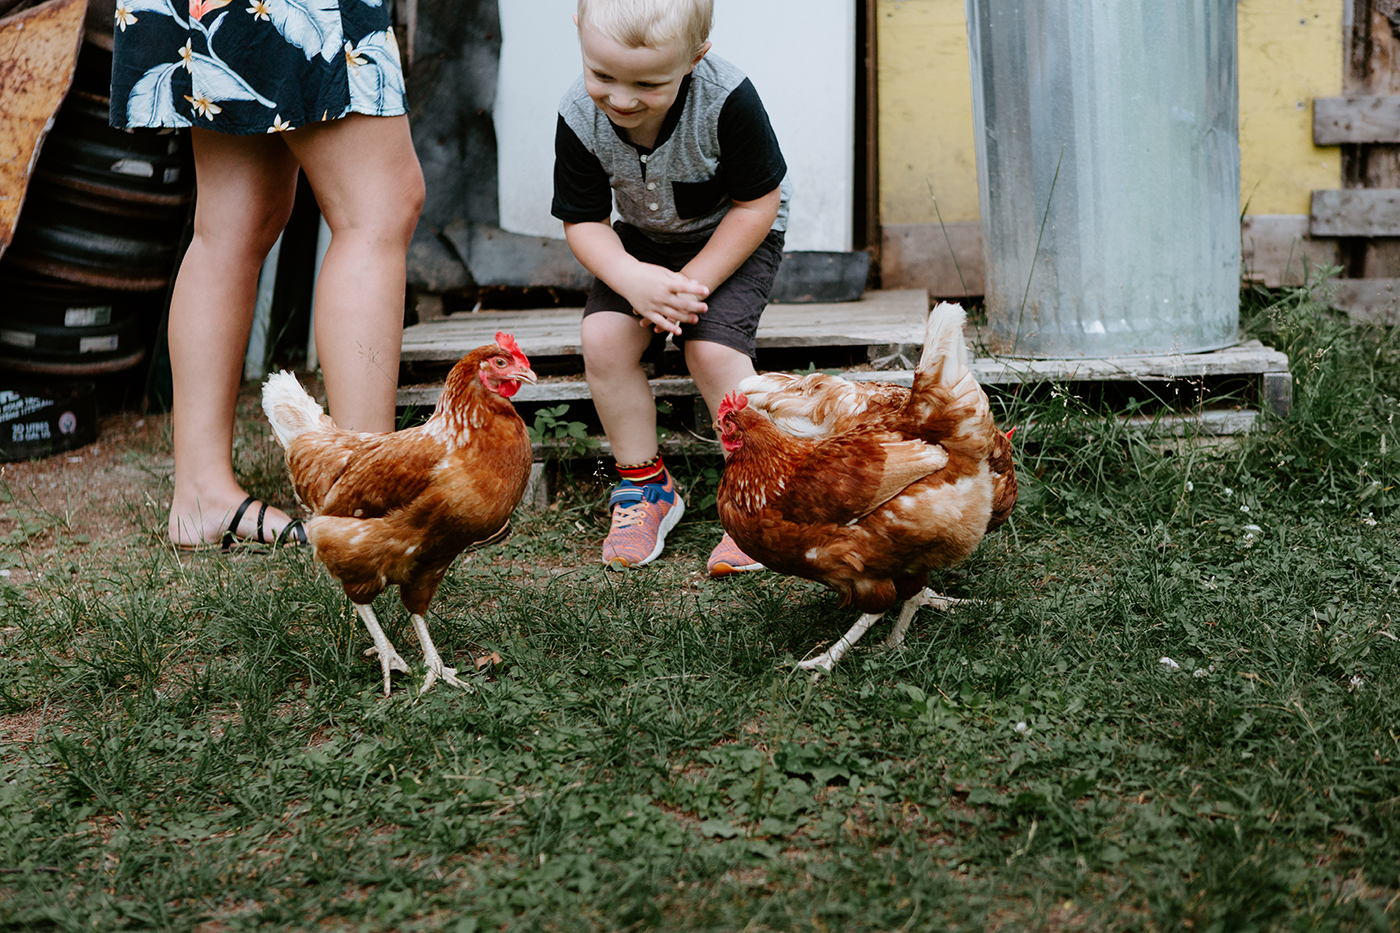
[419,662,473,696]
[355,603,409,696]
[364,643,411,695]
[410,613,475,696]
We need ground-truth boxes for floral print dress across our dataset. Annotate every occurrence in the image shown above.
[109,0,407,135]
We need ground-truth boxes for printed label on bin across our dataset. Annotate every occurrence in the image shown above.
[12,422,51,442]
[58,411,77,435]
[0,392,52,422]
[163,168,182,184]
[0,330,36,348]
[65,306,113,327]
[79,335,120,353]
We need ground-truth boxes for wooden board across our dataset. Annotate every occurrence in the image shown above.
[1240,214,1339,288]
[400,340,1291,407]
[1314,95,1400,144]
[1339,1,1400,280]
[0,0,87,260]
[1329,278,1400,326]
[1309,188,1400,237]
[399,288,930,362]
[519,407,1263,460]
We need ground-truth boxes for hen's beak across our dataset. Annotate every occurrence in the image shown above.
[515,367,539,385]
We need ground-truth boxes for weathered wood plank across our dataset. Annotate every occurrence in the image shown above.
[520,408,1263,461]
[1310,188,1400,237]
[400,288,930,362]
[1339,4,1400,279]
[0,0,87,260]
[399,341,1291,408]
[1314,95,1400,144]
[1329,277,1400,325]
[1240,214,1338,288]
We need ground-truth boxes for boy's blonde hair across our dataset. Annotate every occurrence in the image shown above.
[577,0,713,56]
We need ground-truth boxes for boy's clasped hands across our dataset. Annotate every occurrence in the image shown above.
[616,261,711,335]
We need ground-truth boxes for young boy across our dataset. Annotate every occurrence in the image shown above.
[552,0,790,575]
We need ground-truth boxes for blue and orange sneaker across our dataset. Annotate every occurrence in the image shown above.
[602,470,685,570]
[707,532,765,577]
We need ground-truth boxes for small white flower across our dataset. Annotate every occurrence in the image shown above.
[1349,675,1365,692]
[1185,481,1194,492]
[1243,524,1263,534]
[1159,657,1181,671]
[1014,721,1030,735]
[1363,513,1378,527]
[1193,668,1209,678]
[1240,504,1251,513]
[1224,487,1234,497]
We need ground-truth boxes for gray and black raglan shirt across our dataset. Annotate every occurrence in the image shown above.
[552,54,790,244]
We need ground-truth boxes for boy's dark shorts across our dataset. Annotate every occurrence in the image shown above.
[582,222,786,359]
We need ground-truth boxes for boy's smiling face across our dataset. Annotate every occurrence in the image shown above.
[577,20,709,146]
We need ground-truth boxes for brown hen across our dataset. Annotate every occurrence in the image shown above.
[716,303,1016,672]
[262,333,536,695]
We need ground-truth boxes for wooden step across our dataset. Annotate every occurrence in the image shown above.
[399,288,930,363]
[401,338,1292,418]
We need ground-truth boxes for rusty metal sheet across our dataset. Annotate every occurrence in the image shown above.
[0,0,88,261]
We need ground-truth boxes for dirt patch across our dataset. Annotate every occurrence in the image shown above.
[0,379,302,576]
[0,705,70,747]
[0,408,170,569]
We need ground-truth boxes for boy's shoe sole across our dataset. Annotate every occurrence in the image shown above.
[707,532,765,577]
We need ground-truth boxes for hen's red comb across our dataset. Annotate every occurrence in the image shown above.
[718,391,748,420]
[495,331,530,369]
[1004,427,1016,440]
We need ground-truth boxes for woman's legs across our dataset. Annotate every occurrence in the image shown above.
[167,129,300,547]
[282,114,424,433]
[167,115,421,546]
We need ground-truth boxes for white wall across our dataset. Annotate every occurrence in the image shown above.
[495,1,855,251]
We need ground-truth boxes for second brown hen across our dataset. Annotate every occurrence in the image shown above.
[716,303,1016,672]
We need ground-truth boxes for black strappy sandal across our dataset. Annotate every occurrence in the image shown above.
[219,496,308,551]
[276,519,308,548]
[220,496,267,551]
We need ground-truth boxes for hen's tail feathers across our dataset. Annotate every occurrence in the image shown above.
[262,370,329,450]
[911,302,995,456]
[917,302,971,387]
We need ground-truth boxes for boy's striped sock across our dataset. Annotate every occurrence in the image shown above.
[616,454,666,486]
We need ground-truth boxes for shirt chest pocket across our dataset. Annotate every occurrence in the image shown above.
[671,176,727,220]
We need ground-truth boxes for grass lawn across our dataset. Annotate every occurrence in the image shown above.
[1,281,1398,931]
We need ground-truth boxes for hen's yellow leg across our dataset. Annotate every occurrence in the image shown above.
[799,589,971,676]
[356,603,409,696]
[883,588,969,649]
[797,611,884,674]
[409,614,473,694]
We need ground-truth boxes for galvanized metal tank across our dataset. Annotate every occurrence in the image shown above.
[966,0,1240,358]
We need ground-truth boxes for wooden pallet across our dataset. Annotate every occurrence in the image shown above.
[397,290,1293,453]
